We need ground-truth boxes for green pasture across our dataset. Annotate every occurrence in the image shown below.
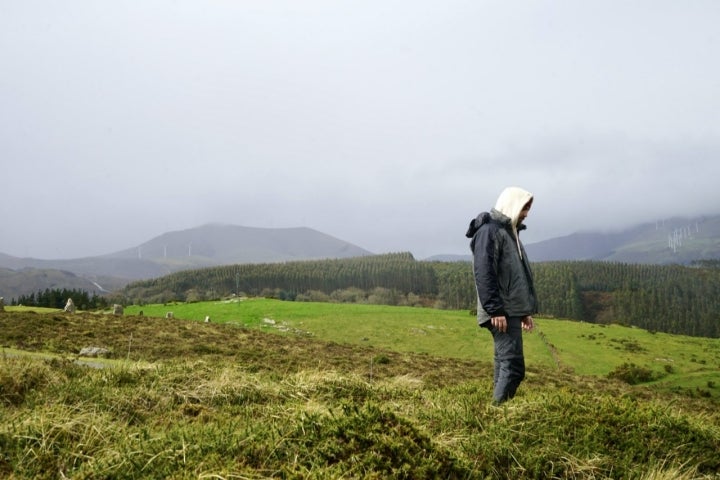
[538,319,719,373]
[124,298,720,397]
[2,304,720,478]
[125,299,556,369]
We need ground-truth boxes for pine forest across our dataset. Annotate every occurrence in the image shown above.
[115,253,720,338]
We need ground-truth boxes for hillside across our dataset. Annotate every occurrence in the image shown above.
[0,224,372,300]
[431,213,720,264]
[0,267,127,303]
[114,253,720,338]
[526,214,720,264]
[3,214,720,301]
[1,305,718,479]
[104,223,371,264]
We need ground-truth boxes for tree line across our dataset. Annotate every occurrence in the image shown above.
[114,253,720,338]
[11,288,109,310]
[119,252,435,303]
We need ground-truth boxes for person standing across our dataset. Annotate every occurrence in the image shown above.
[465,186,537,404]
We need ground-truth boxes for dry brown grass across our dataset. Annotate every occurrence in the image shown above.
[1,310,718,479]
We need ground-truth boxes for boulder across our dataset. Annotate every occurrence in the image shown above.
[79,346,111,358]
[64,298,76,313]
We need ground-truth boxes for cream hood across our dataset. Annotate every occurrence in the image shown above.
[493,186,533,259]
[494,186,533,228]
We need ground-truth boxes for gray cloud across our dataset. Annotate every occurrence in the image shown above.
[1,0,719,259]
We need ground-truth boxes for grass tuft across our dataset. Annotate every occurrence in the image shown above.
[1,305,719,478]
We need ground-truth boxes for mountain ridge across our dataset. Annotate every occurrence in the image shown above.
[0,224,372,300]
[104,224,370,264]
[2,215,720,301]
[526,214,720,263]
[429,213,720,264]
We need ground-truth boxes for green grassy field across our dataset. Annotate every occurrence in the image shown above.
[2,303,720,479]
[122,298,720,398]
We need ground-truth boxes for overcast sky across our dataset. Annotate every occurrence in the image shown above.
[2,1,719,260]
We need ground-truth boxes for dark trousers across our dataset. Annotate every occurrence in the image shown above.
[486,316,526,404]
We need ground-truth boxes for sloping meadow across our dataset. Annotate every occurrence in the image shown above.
[1,310,719,479]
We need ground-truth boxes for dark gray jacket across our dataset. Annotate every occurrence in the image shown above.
[466,209,538,325]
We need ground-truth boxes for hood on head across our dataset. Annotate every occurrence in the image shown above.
[494,186,533,228]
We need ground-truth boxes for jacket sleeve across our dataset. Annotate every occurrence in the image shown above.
[472,225,505,316]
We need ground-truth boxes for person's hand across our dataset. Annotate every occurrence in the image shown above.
[491,315,507,332]
[521,315,534,332]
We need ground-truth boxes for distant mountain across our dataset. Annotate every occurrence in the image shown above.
[104,224,371,265]
[3,216,719,302]
[526,214,720,264]
[427,214,720,265]
[0,267,122,304]
[0,224,372,300]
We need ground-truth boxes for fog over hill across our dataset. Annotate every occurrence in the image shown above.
[3,2,719,263]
